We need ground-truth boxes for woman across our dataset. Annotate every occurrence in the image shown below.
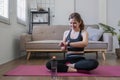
[46,12,99,72]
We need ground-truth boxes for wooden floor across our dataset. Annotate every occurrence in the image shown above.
[0,53,120,80]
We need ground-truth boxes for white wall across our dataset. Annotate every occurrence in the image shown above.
[53,0,74,25]
[75,0,99,24]
[107,0,120,51]
[0,0,28,64]
[99,0,107,24]
[75,0,120,52]
[107,0,120,26]
[29,0,74,25]
[30,0,120,52]
[29,0,120,26]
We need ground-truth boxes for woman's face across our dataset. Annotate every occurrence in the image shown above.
[69,18,81,30]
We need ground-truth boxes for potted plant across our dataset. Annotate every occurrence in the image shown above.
[99,23,117,36]
[99,23,120,58]
[116,30,120,59]
[117,34,120,46]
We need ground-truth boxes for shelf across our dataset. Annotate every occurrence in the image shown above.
[29,8,50,34]
[31,11,49,13]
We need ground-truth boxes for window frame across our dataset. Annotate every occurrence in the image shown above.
[0,0,10,24]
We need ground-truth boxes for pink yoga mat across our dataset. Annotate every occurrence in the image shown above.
[4,65,120,77]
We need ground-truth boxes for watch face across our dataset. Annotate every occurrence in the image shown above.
[67,40,70,43]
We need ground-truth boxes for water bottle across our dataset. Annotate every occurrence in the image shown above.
[51,56,57,80]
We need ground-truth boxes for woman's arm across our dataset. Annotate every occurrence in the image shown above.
[67,30,88,48]
[59,30,69,50]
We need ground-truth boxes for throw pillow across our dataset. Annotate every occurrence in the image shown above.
[86,27,104,41]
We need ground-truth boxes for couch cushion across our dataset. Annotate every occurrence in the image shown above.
[85,24,99,29]
[87,27,104,41]
[32,25,70,41]
[26,40,62,49]
[85,41,108,49]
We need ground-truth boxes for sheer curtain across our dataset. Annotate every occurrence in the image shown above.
[17,0,27,25]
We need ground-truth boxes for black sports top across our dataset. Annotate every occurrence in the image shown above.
[66,30,84,51]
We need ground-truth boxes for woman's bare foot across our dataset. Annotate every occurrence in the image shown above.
[66,63,77,72]
[66,63,75,68]
[67,67,77,72]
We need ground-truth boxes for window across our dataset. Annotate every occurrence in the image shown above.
[17,0,27,25]
[0,0,9,24]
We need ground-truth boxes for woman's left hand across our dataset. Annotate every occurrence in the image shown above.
[61,46,66,51]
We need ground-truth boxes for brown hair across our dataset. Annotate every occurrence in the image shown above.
[69,12,85,30]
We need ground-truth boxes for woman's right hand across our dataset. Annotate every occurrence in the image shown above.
[59,42,66,51]
[59,41,64,47]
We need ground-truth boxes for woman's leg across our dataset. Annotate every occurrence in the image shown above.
[65,54,85,63]
[46,59,68,72]
[46,56,98,72]
[66,54,99,71]
[74,59,99,71]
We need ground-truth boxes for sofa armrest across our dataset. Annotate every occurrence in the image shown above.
[20,33,32,51]
[103,33,113,51]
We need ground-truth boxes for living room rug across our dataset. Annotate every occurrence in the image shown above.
[4,65,120,77]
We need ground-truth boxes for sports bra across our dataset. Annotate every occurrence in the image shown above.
[66,30,84,51]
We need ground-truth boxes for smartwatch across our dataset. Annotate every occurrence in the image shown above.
[67,41,71,46]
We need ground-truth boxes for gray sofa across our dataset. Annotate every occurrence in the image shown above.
[20,25,113,60]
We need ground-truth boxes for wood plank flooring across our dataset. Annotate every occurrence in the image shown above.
[0,53,120,80]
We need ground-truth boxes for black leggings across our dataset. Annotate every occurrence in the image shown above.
[46,55,99,72]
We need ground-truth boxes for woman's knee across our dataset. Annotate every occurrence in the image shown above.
[90,59,99,69]
[74,59,99,70]
[85,59,99,70]
[46,60,68,72]
[46,60,52,70]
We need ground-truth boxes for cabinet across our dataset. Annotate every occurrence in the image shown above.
[29,8,50,33]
